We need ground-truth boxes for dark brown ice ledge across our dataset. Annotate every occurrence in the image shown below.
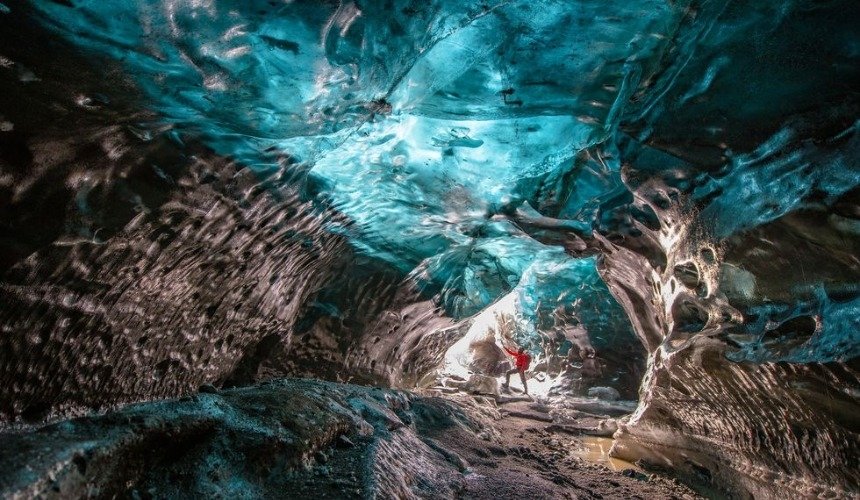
[0,379,471,499]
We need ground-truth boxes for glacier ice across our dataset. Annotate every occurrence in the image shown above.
[0,0,858,497]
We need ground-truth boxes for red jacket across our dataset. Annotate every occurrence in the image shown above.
[504,347,531,370]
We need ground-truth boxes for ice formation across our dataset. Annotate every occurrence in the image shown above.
[0,0,857,497]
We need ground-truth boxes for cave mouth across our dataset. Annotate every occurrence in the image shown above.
[435,288,646,404]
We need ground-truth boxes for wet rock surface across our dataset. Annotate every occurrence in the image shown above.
[0,379,467,499]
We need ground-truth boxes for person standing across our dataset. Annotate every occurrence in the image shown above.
[501,345,531,395]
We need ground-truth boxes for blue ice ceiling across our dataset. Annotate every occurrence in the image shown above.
[21,0,860,360]
[26,0,669,326]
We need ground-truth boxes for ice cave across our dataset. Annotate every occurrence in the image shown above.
[0,0,857,498]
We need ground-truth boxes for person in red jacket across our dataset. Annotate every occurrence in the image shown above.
[501,345,531,395]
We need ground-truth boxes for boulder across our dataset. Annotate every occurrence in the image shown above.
[587,386,620,401]
[464,374,500,397]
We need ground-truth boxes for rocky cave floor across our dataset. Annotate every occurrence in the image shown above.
[0,378,703,499]
[419,398,703,500]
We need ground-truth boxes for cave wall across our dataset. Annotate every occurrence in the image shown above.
[597,1,860,495]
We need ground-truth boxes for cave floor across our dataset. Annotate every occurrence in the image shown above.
[425,395,703,500]
[0,379,705,499]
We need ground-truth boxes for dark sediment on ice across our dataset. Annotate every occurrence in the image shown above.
[0,378,700,499]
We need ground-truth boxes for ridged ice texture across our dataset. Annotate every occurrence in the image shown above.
[0,0,858,497]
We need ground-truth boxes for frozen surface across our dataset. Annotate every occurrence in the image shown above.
[0,0,858,497]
